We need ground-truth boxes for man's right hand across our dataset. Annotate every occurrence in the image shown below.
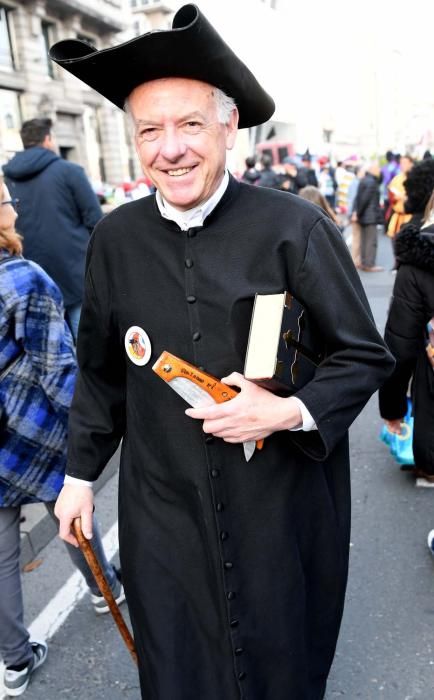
[54,484,94,547]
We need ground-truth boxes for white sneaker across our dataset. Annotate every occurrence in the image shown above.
[4,641,48,696]
[416,478,434,489]
[427,530,434,555]
[91,567,125,614]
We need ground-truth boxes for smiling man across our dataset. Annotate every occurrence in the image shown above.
[128,78,238,211]
[50,5,394,700]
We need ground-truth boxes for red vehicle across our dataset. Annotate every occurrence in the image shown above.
[255,140,295,165]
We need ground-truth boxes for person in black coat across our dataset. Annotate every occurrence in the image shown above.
[379,191,434,480]
[50,5,394,699]
[240,156,260,185]
[297,153,319,188]
[3,118,103,340]
[256,153,280,189]
[277,157,305,194]
[355,161,384,271]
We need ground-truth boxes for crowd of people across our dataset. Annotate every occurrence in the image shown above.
[240,149,434,272]
[93,176,156,213]
[0,3,432,698]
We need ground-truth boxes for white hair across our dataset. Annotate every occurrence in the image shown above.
[123,84,236,128]
[124,99,135,134]
[213,87,237,124]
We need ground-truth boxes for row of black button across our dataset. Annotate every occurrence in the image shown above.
[184,257,199,338]
[208,459,247,687]
[184,235,200,341]
[185,229,248,688]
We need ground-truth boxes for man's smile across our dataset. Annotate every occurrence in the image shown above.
[165,167,195,177]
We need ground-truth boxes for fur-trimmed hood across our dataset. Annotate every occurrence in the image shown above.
[395,221,434,273]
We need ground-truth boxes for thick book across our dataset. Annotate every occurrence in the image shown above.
[243,291,322,394]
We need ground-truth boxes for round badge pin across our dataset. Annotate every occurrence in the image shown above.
[124,326,152,366]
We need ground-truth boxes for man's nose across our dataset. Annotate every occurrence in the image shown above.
[159,126,187,160]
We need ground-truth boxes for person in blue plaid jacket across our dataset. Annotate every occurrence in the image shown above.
[0,178,125,697]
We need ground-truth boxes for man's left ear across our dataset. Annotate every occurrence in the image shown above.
[225,108,239,151]
[42,134,55,151]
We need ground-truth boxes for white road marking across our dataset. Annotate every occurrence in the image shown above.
[1,521,119,698]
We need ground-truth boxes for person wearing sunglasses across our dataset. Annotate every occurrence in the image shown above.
[1,197,19,211]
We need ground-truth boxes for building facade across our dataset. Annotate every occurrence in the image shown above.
[0,0,295,185]
[0,0,142,185]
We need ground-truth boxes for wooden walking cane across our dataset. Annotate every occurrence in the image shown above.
[72,517,138,665]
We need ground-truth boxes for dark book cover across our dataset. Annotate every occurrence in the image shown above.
[244,292,322,396]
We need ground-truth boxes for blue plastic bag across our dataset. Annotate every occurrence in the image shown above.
[379,398,415,466]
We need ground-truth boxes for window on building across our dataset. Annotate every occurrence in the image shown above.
[99,156,107,183]
[41,21,55,78]
[0,5,15,69]
[83,106,105,184]
[0,89,22,157]
[128,157,135,181]
[278,145,289,162]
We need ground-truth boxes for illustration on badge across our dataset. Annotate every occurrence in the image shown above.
[124,326,152,366]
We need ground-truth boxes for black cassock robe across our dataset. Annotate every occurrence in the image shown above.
[68,177,393,700]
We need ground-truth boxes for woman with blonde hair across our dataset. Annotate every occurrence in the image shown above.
[0,177,124,697]
[298,185,339,224]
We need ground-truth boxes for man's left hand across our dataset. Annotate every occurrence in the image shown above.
[185,372,302,443]
[384,418,403,434]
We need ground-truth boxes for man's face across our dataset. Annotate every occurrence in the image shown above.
[129,78,238,211]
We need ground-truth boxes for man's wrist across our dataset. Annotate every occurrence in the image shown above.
[287,396,317,432]
[64,475,95,489]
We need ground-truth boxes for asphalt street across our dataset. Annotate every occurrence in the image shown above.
[4,231,434,700]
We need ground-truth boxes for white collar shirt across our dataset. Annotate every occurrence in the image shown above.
[155,170,229,230]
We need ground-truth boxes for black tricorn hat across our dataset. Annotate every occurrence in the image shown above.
[49,3,275,129]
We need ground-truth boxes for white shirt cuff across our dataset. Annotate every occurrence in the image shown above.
[64,475,94,489]
[289,397,317,432]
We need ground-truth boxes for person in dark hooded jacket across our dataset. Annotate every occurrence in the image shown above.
[240,156,260,185]
[256,153,280,189]
[379,189,434,482]
[3,118,103,341]
[355,161,384,271]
